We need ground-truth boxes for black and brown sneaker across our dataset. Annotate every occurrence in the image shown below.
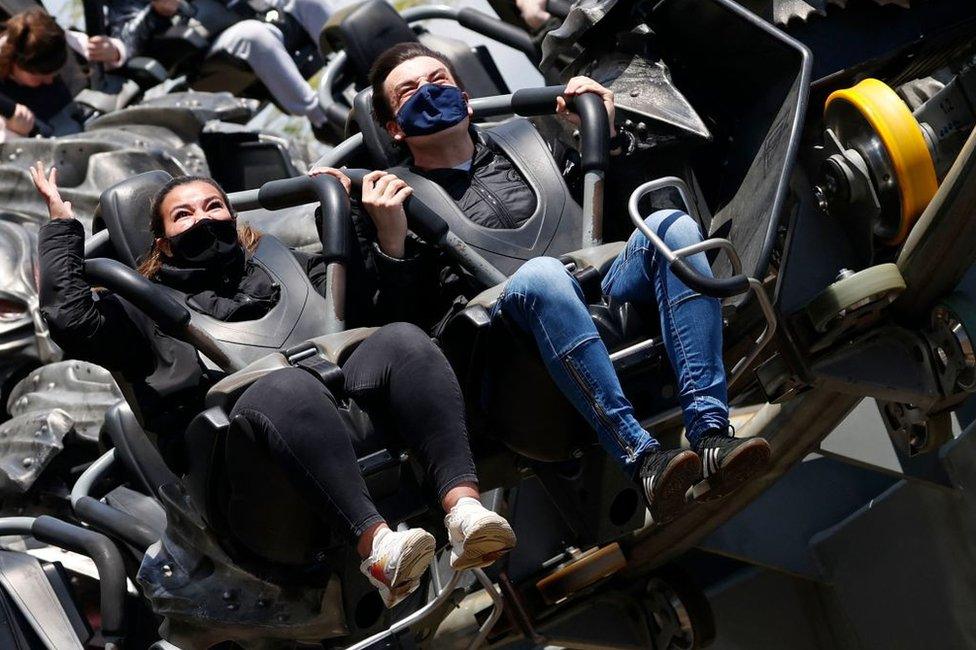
[693,431,771,501]
[637,449,703,525]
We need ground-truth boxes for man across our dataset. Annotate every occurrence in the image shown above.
[338,43,771,525]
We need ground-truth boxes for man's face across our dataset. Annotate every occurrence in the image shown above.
[382,56,472,142]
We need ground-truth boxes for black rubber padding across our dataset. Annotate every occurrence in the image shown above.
[0,94,15,118]
[83,258,190,334]
[345,168,449,244]
[30,119,53,138]
[670,258,750,298]
[571,92,610,174]
[74,496,159,552]
[257,174,351,263]
[457,7,539,64]
[30,516,127,640]
[510,85,563,116]
[510,87,609,173]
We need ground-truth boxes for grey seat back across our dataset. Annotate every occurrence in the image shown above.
[389,119,583,276]
[320,0,419,88]
[160,236,333,368]
[95,173,333,370]
[96,170,171,269]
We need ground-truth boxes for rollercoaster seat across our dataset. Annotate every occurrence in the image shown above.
[89,174,428,576]
[439,243,666,464]
[100,328,428,578]
[94,172,336,368]
[321,0,507,97]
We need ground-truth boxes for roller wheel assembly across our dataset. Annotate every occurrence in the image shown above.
[807,264,906,333]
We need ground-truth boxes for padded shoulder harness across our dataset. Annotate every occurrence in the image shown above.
[160,236,332,368]
[391,119,582,276]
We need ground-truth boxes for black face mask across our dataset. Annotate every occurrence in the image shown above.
[166,218,240,267]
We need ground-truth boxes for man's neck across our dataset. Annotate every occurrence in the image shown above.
[409,131,475,171]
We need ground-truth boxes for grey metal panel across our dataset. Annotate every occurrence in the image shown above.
[699,456,895,578]
[0,550,83,650]
[706,568,847,650]
[808,425,976,650]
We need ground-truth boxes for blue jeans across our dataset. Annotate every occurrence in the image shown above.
[492,209,729,474]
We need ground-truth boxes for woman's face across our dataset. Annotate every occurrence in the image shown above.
[10,64,57,87]
[156,181,233,251]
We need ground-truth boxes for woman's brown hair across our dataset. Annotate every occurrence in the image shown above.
[0,9,67,79]
[137,176,261,279]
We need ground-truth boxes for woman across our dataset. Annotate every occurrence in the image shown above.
[0,8,125,137]
[32,162,515,607]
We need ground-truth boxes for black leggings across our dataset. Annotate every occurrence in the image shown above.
[230,323,477,537]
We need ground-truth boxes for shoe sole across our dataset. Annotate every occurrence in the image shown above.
[693,438,771,502]
[450,519,517,571]
[648,451,703,526]
[389,531,436,593]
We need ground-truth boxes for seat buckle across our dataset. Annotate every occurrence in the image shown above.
[293,354,345,395]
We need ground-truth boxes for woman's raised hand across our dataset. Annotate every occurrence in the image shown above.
[29,161,73,220]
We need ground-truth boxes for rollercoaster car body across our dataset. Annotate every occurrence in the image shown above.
[3,0,976,648]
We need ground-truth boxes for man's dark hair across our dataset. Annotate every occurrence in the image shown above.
[368,43,465,125]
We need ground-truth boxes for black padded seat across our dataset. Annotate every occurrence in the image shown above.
[351,88,403,169]
[95,170,173,268]
[320,0,419,88]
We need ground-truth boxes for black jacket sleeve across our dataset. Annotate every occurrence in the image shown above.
[346,200,450,329]
[106,0,172,60]
[38,219,154,376]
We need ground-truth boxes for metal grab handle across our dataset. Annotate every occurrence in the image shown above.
[402,5,539,65]
[83,258,189,333]
[627,176,778,387]
[70,449,160,552]
[629,177,749,298]
[546,0,572,19]
[0,516,128,646]
[472,86,610,248]
[317,50,350,129]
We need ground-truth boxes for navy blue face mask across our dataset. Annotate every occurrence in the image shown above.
[395,83,467,137]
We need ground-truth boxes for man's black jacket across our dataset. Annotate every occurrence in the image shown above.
[346,123,632,333]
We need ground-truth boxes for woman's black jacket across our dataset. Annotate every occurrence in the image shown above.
[38,218,331,445]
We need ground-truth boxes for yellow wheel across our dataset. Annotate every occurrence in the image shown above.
[825,78,938,245]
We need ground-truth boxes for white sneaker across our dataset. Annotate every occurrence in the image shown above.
[444,497,517,570]
[359,527,436,608]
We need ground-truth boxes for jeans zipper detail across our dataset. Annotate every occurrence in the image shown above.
[561,355,637,462]
[471,175,516,229]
